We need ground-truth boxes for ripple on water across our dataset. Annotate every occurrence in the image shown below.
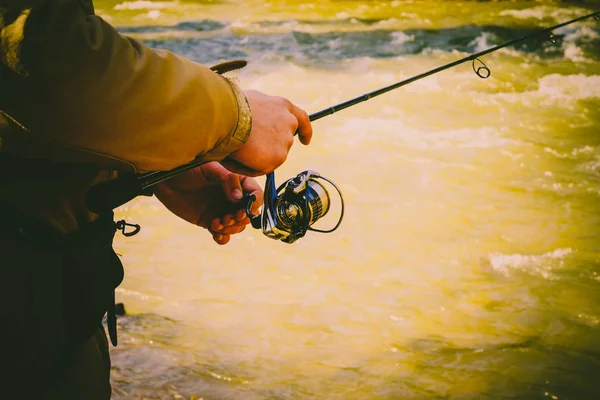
[488,248,573,279]
[100,1,600,398]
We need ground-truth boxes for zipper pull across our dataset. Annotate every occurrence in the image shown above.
[114,220,141,237]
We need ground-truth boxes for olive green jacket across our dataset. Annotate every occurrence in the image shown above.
[0,0,252,232]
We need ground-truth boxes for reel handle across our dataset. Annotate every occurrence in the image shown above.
[244,193,262,229]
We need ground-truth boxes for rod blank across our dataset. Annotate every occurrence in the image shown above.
[86,9,600,213]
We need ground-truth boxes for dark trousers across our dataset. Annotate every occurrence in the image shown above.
[42,326,112,400]
[0,208,122,399]
[2,325,112,399]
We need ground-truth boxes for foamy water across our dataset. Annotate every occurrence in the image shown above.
[91,1,600,398]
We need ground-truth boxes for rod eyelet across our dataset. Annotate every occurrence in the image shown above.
[472,58,491,79]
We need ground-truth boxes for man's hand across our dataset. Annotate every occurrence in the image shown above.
[154,162,263,245]
[224,90,313,176]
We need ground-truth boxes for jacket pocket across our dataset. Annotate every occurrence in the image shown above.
[63,216,123,344]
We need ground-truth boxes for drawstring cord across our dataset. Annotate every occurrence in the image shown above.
[108,219,140,346]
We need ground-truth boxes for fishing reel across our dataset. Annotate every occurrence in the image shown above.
[245,170,345,244]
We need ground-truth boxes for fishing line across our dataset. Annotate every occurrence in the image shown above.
[87,10,600,238]
[307,10,600,122]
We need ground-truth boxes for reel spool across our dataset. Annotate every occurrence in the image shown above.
[245,170,344,244]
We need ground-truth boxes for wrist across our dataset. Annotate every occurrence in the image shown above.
[226,78,252,144]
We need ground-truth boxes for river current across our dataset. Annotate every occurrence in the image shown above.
[95,1,600,398]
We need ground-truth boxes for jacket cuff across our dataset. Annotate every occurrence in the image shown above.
[196,77,252,162]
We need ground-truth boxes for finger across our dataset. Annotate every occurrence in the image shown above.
[290,104,312,145]
[220,171,244,203]
[212,233,231,245]
[222,214,235,227]
[211,218,225,232]
[219,224,247,235]
[198,161,230,182]
[165,161,231,192]
[236,208,247,221]
[249,192,263,216]
[215,212,249,227]
[241,177,264,215]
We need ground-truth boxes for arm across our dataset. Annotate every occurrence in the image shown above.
[4,0,251,172]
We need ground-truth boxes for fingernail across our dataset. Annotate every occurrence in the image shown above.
[215,234,223,241]
[227,219,235,226]
[232,189,243,200]
[216,224,224,231]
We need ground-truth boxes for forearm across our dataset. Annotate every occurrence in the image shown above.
[2,0,251,172]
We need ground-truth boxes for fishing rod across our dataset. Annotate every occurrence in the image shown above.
[308,9,600,122]
[86,9,600,242]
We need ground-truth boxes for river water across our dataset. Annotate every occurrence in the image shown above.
[96,1,600,398]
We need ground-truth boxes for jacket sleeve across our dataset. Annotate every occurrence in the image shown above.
[5,0,251,173]
[0,0,47,6]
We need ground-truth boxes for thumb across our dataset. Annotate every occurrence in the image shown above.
[220,170,244,203]
[201,162,244,202]
[198,161,231,182]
